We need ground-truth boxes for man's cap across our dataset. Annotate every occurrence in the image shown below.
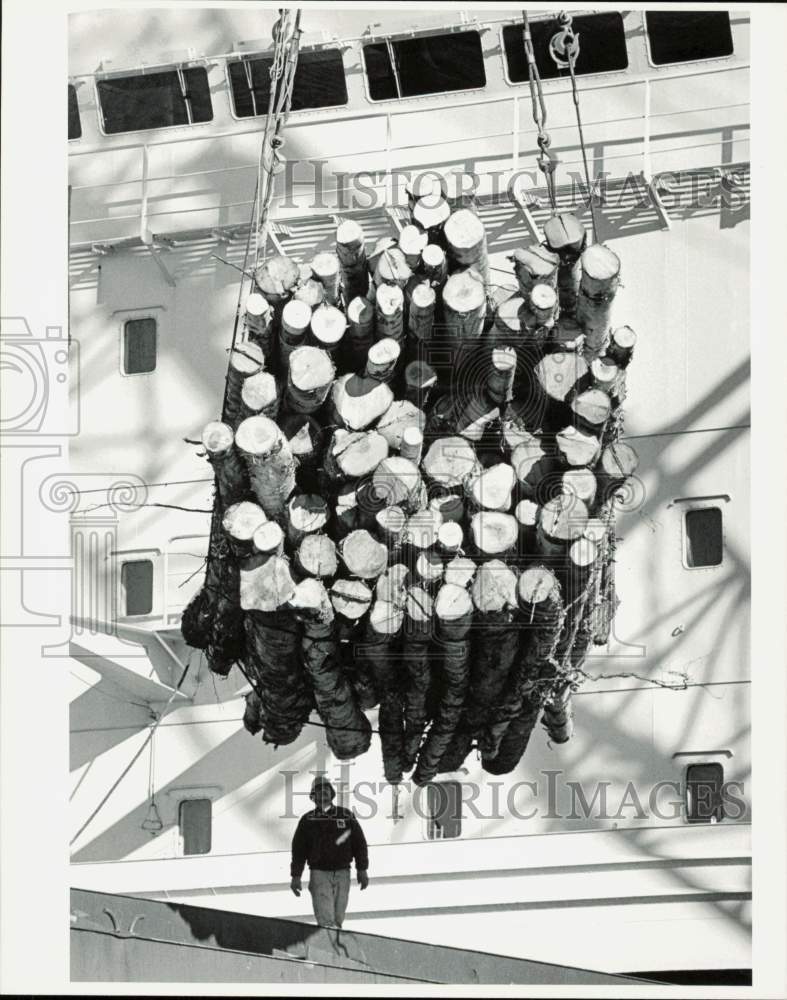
[310,775,336,797]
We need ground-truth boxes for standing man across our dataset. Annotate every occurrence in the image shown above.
[290,775,370,929]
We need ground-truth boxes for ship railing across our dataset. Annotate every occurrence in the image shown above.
[68,63,750,248]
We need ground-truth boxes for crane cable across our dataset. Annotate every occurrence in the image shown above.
[552,10,600,243]
[521,10,558,211]
[255,8,302,268]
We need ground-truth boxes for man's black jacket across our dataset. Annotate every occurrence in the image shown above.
[290,805,369,877]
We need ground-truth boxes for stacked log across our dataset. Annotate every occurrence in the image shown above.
[184,210,637,779]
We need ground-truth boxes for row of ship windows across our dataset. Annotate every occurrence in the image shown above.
[119,503,723,622]
[68,11,735,140]
[177,763,729,855]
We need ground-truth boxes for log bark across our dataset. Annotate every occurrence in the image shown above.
[235,415,296,518]
[285,345,335,415]
[510,245,559,298]
[519,283,559,340]
[279,299,313,370]
[480,566,563,771]
[543,213,587,316]
[542,683,574,744]
[576,244,621,358]
[404,361,438,409]
[598,440,639,501]
[244,609,313,746]
[365,337,401,382]
[310,252,341,306]
[430,492,465,524]
[571,388,611,435]
[374,247,412,290]
[442,270,486,368]
[486,347,517,406]
[420,244,447,287]
[309,304,346,358]
[374,283,405,346]
[534,351,590,430]
[407,282,436,348]
[336,220,369,304]
[438,561,519,771]
[493,295,523,346]
[344,296,375,372]
[289,578,372,759]
[357,599,404,711]
[444,208,488,284]
[511,435,556,502]
[245,291,274,357]
[201,421,248,508]
[399,425,424,465]
[225,342,265,430]
[607,325,636,368]
[285,493,329,547]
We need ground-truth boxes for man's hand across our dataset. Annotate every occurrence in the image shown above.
[357,870,369,891]
[290,877,302,897]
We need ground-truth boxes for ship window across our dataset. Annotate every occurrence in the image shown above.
[121,560,154,616]
[426,781,462,839]
[68,85,81,140]
[503,13,628,83]
[123,317,157,374]
[97,67,213,134]
[645,12,733,66]
[684,507,723,568]
[179,798,212,855]
[685,763,724,824]
[363,31,486,101]
[228,48,347,116]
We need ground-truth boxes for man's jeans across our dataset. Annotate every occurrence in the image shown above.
[308,868,351,928]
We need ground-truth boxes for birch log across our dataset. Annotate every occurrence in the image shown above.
[336,220,369,304]
[576,244,621,358]
[543,213,587,316]
[310,252,341,306]
[244,608,313,746]
[279,299,313,370]
[225,342,265,430]
[344,296,375,371]
[245,292,274,357]
[201,421,248,508]
[510,245,559,298]
[444,208,489,285]
[290,578,372,759]
[285,346,335,415]
[235,415,296,519]
[374,283,405,346]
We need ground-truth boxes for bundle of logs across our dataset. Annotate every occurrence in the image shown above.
[182,182,639,783]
